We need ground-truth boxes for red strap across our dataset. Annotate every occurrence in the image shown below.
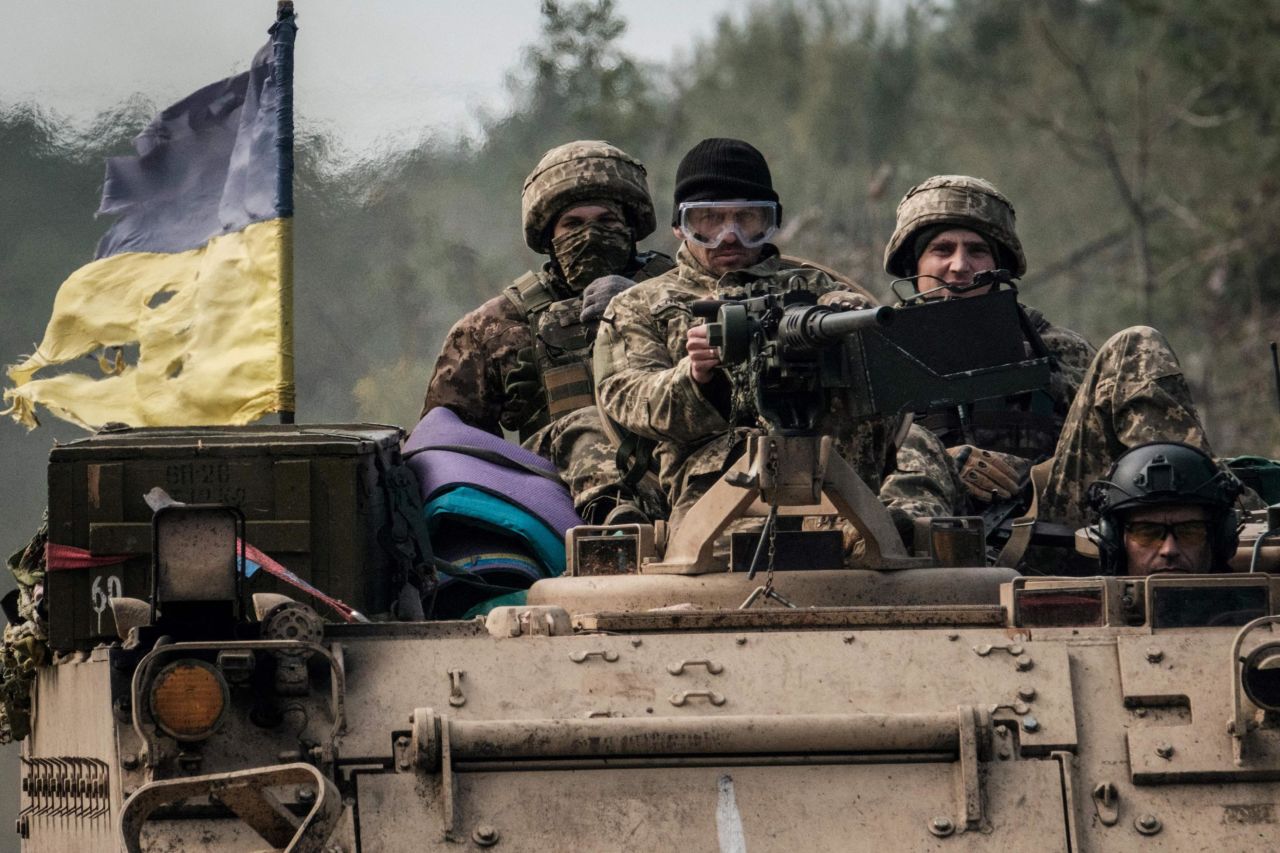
[240,541,367,623]
[46,544,130,571]
[42,542,367,624]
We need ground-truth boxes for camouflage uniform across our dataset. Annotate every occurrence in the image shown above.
[885,176,1257,534]
[420,255,671,437]
[420,141,672,516]
[1,516,48,743]
[1035,325,1252,529]
[421,257,673,514]
[880,423,966,539]
[891,308,1097,517]
[596,245,956,533]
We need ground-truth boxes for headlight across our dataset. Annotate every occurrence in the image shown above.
[1242,641,1280,713]
[149,659,229,741]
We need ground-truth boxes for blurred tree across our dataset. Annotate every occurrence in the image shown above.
[485,0,661,167]
[4,0,1276,458]
[659,0,927,286]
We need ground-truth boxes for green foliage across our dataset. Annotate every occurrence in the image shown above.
[2,0,1278,474]
[487,0,661,163]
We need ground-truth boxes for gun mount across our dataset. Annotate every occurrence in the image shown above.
[647,282,1054,575]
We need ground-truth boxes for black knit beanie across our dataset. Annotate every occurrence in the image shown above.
[671,138,782,226]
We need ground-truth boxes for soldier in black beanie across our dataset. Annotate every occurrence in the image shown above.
[594,137,959,548]
[667,138,783,279]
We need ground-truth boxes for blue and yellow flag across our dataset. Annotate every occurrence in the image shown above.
[5,18,296,430]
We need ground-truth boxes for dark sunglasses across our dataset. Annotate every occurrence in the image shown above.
[1124,520,1209,548]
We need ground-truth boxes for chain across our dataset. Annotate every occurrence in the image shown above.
[763,438,780,593]
[741,437,795,610]
[721,310,793,610]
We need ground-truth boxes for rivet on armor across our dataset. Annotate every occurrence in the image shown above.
[1134,814,1162,836]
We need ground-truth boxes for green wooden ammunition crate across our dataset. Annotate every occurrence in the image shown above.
[46,424,404,649]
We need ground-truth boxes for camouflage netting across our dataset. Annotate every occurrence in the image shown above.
[1,515,49,744]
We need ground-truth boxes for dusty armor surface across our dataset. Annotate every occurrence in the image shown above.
[13,406,1280,849]
[884,174,1027,277]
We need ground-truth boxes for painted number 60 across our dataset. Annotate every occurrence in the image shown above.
[91,574,123,616]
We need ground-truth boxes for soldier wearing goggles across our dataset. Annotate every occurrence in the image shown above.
[595,138,958,552]
[676,200,778,250]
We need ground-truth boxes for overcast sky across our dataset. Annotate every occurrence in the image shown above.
[1,1,751,158]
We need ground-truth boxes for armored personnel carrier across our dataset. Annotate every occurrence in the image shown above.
[10,293,1280,852]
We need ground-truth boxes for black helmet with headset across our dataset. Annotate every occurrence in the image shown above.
[1086,441,1243,574]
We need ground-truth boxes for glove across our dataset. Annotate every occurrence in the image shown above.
[500,347,546,432]
[817,290,874,311]
[949,445,1023,503]
[580,275,636,325]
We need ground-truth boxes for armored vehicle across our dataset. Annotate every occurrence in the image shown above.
[9,294,1280,852]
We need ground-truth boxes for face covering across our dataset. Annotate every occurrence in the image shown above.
[551,221,634,291]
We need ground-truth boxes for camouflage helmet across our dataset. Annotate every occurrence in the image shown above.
[521,140,657,254]
[883,175,1027,278]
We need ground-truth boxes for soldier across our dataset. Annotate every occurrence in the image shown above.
[1086,442,1245,575]
[882,175,1240,534]
[596,138,958,545]
[421,140,673,523]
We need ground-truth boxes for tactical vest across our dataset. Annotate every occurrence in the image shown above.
[502,252,674,437]
[918,305,1065,461]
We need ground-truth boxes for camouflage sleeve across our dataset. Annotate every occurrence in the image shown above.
[1039,321,1097,411]
[880,424,965,533]
[595,287,730,444]
[420,295,530,434]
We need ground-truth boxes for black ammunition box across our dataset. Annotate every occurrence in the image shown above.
[45,424,403,649]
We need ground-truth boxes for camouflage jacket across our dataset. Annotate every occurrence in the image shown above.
[596,245,904,500]
[421,252,672,437]
[917,306,1096,463]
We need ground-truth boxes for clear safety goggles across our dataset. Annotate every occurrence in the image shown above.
[677,201,778,249]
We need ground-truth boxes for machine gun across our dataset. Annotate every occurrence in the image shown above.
[645,276,1052,576]
[698,273,1050,431]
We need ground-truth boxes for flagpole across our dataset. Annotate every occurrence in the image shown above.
[271,1,297,425]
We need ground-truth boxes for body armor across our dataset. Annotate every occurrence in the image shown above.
[502,252,674,435]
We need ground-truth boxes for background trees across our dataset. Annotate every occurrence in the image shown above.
[0,4,1276,834]
[4,0,1279,551]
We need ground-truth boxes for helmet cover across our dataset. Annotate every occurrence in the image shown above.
[884,175,1026,277]
[521,140,657,254]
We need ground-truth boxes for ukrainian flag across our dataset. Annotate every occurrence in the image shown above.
[5,18,296,430]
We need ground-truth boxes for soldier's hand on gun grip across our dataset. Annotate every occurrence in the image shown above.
[948,445,1022,503]
[501,347,546,429]
[817,290,873,311]
[685,324,721,384]
[579,275,636,325]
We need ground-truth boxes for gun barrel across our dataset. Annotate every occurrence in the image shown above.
[781,304,894,349]
[815,304,895,338]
